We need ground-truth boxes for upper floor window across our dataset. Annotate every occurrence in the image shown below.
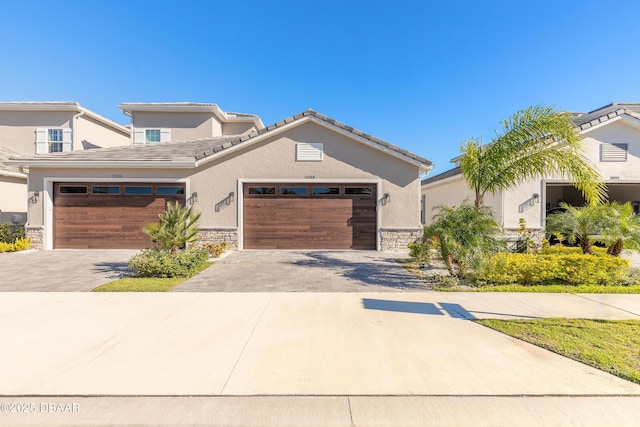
[35,128,72,154]
[133,128,171,144]
[48,129,64,152]
[601,143,628,162]
[145,129,161,143]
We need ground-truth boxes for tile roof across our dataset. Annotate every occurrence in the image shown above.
[11,109,432,168]
[421,166,461,185]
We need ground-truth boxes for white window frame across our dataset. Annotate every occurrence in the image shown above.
[133,128,171,144]
[35,128,72,153]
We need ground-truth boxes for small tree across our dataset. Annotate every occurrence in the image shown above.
[143,202,201,255]
[459,105,606,208]
[545,203,606,255]
[425,204,506,278]
[598,202,640,257]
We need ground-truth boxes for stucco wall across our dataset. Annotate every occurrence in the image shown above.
[0,111,73,155]
[189,121,421,229]
[132,112,221,141]
[580,120,640,181]
[0,176,27,222]
[222,122,258,136]
[76,115,129,149]
[421,175,502,225]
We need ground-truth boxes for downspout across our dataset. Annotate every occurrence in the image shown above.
[72,108,85,150]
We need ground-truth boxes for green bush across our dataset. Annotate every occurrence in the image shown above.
[479,251,630,286]
[541,245,607,256]
[0,222,25,244]
[128,248,210,278]
[408,239,434,266]
[0,237,32,253]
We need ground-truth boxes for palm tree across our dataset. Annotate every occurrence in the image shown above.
[545,203,606,255]
[459,105,606,208]
[143,201,201,255]
[598,202,640,257]
[425,204,506,278]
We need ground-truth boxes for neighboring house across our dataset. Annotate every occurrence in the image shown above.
[421,103,640,236]
[10,106,433,251]
[0,102,130,224]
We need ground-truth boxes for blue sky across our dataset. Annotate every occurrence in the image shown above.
[2,0,640,174]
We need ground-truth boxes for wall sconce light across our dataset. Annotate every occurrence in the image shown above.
[532,193,540,203]
[29,191,40,204]
[191,192,198,203]
[227,191,235,205]
[382,193,391,205]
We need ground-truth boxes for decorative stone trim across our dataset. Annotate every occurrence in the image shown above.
[198,227,238,250]
[26,225,44,250]
[380,227,422,251]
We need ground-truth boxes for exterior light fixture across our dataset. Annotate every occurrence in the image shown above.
[227,191,235,204]
[191,192,198,203]
[533,193,540,203]
[382,193,391,205]
[29,191,40,204]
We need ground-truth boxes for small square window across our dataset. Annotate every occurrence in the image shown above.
[345,187,372,195]
[248,186,276,195]
[313,187,340,195]
[92,186,120,195]
[124,186,153,195]
[157,187,185,195]
[145,129,161,143]
[281,187,308,195]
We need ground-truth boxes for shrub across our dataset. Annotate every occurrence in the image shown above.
[408,238,435,267]
[203,242,230,258]
[0,237,32,253]
[0,222,25,244]
[479,252,630,286]
[128,248,209,278]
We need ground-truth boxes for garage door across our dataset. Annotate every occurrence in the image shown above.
[53,182,185,249]
[243,183,377,249]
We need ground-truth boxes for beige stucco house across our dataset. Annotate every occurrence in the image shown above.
[421,103,640,235]
[11,104,432,251]
[0,102,130,224]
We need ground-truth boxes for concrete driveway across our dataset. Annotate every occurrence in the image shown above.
[176,250,428,292]
[0,250,136,291]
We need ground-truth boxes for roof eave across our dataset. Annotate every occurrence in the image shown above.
[6,159,196,169]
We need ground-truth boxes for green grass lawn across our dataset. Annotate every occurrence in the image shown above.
[92,277,186,292]
[434,283,640,293]
[477,318,640,385]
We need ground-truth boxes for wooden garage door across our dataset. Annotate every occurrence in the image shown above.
[243,183,376,250]
[53,182,185,249]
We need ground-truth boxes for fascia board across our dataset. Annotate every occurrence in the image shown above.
[421,173,464,189]
[6,160,195,169]
[0,102,79,112]
[307,117,432,170]
[0,169,27,179]
[194,116,431,171]
[79,108,130,135]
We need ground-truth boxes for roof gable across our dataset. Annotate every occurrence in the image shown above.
[10,109,432,170]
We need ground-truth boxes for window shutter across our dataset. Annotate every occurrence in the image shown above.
[35,128,47,154]
[133,129,145,144]
[160,128,171,142]
[601,143,628,162]
[62,128,72,151]
[296,143,323,161]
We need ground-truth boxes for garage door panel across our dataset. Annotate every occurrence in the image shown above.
[53,183,184,249]
[243,183,376,250]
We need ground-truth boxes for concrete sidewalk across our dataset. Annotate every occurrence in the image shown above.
[1,291,639,426]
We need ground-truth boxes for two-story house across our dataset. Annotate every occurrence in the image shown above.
[0,102,130,224]
[11,103,432,251]
[421,103,640,236]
